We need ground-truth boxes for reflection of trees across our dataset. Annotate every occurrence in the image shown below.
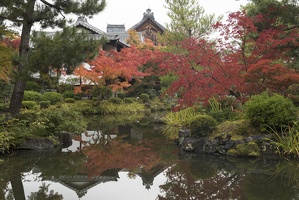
[82,138,162,176]
[158,156,299,200]
[27,183,63,200]
[0,149,86,200]
[158,159,243,200]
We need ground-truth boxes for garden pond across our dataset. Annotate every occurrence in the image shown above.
[1,113,299,200]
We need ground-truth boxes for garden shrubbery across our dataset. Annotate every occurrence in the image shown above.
[139,93,149,103]
[22,101,38,110]
[23,91,43,102]
[124,98,134,104]
[40,100,51,109]
[244,92,297,132]
[110,97,123,104]
[189,115,218,137]
[63,90,75,99]
[117,92,126,99]
[65,98,75,103]
[37,105,87,136]
[42,92,63,105]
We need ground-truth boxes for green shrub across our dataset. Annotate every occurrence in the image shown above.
[42,92,63,105]
[40,100,51,109]
[110,97,123,104]
[139,93,149,103]
[117,92,126,99]
[38,105,87,135]
[22,101,38,110]
[23,91,43,102]
[190,115,218,137]
[124,98,134,104]
[63,90,75,99]
[65,98,75,103]
[244,92,297,132]
[25,81,42,92]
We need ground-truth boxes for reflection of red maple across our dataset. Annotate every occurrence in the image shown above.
[158,160,244,200]
[82,139,161,176]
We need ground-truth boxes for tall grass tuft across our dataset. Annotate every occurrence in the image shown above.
[208,97,222,112]
[163,107,199,127]
[269,123,299,157]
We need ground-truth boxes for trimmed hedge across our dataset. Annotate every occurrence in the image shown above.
[190,115,218,137]
[42,92,63,105]
[65,98,75,103]
[139,93,149,103]
[23,91,43,102]
[124,98,134,104]
[110,97,123,104]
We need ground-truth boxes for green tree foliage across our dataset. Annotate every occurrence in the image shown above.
[29,27,101,75]
[161,0,221,48]
[0,0,106,116]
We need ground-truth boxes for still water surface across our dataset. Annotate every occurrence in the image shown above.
[1,114,299,200]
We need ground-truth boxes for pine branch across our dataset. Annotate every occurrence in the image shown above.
[39,0,65,19]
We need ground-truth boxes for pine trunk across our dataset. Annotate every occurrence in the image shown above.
[8,1,34,116]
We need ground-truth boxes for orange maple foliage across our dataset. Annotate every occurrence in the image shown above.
[74,46,153,92]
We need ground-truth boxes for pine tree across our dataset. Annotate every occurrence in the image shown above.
[0,0,106,115]
[163,0,221,41]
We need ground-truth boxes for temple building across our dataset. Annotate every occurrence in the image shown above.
[73,16,129,52]
[130,8,166,45]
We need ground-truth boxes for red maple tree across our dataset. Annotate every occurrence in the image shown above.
[74,45,154,95]
[155,10,299,108]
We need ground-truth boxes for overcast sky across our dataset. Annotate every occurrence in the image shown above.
[88,0,249,32]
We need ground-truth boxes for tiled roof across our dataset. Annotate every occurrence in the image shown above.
[73,16,118,40]
[130,9,166,31]
[73,16,129,47]
[107,24,126,33]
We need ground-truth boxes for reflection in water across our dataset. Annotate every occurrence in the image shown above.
[158,155,299,200]
[27,183,63,200]
[1,115,299,199]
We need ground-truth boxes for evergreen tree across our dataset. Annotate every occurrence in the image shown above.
[0,0,106,115]
[163,0,221,42]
